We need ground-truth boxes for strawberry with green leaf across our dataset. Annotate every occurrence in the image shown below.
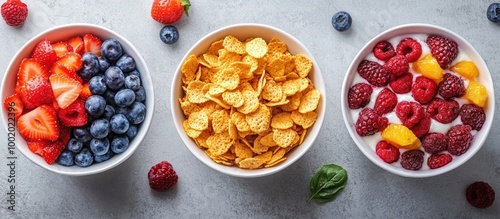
[151,0,191,24]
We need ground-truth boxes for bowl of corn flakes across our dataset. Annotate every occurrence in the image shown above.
[171,23,326,177]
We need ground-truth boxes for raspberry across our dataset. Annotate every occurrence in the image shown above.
[374,88,397,115]
[426,98,460,124]
[438,73,465,100]
[373,41,396,61]
[375,140,400,163]
[466,181,496,208]
[400,150,424,170]
[447,124,473,156]
[395,101,424,128]
[427,153,452,169]
[426,35,459,69]
[348,83,373,109]
[396,38,422,62]
[384,55,409,77]
[389,72,413,94]
[357,60,391,87]
[410,114,431,138]
[1,0,28,27]
[421,132,447,154]
[355,108,388,136]
[148,161,178,192]
[411,76,437,104]
[460,104,486,131]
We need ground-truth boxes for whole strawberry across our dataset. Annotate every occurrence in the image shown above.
[1,0,27,27]
[148,161,178,192]
[151,0,191,24]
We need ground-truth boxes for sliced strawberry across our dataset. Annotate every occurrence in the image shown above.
[83,34,102,56]
[55,52,83,72]
[3,93,24,118]
[41,141,66,164]
[15,58,50,93]
[17,105,59,141]
[17,75,54,109]
[51,41,73,57]
[79,83,92,100]
[49,74,83,109]
[58,123,72,145]
[31,39,57,68]
[57,99,88,127]
[67,36,84,54]
[27,140,47,155]
[50,63,83,83]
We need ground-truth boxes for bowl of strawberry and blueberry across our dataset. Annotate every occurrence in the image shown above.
[341,23,494,178]
[0,23,154,176]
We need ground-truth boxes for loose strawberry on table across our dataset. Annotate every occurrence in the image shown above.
[151,0,191,24]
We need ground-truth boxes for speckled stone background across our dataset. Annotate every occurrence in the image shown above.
[0,0,499,218]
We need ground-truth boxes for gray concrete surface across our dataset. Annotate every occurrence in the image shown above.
[0,0,499,218]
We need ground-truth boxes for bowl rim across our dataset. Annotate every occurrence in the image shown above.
[170,23,326,178]
[341,23,495,178]
[0,23,155,176]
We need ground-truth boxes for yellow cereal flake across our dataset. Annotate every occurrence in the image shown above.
[181,55,199,83]
[271,112,294,129]
[186,81,209,104]
[294,54,313,78]
[231,111,251,132]
[213,68,240,90]
[222,89,245,108]
[291,110,318,129]
[223,35,246,54]
[245,104,271,134]
[188,111,209,131]
[245,38,268,58]
[207,39,224,56]
[298,89,321,113]
[182,120,202,138]
[206,132,233,156]
[262,80,283,102]
[237,89,260,114]
[211,110,230,133]
[272,128,298,148]
[260,132,277,147]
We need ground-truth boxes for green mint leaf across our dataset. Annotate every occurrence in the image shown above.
[308,164,348,203]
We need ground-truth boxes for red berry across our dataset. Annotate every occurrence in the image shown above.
[426,35,459,69]
[396,38,422,62]
[17,74,54,109]
[421,132,447,154]
[347,83,373,109]
[355,108,388,136]
[447,125,473,156]
[384,55,409,77]
[357,60,391,87]
[427,153,452,169]
[1,0,28,27]
[32,39,57,68]
[373,41,396,61]
[400,150,424,170]
[389,72,413,94]
[57,99,88,127]
[375,140,400,163]
[426,98,460,124]
[148,161,178,192]
[438,73,465,100]
[410,114,431,138]
[466,181,496,208]
[374,88,397,115]
[411,76,437,104]
[395,101,424,128]
[151,0,191,24]
[460,104,486,131]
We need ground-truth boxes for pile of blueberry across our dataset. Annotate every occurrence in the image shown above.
[57,38,147,167]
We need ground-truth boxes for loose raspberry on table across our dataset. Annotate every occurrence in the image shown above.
[426,35,459,69]
[348,83,373,109]
[389,72,413,94]
[400,150,424,170]
[411,76,437,104]
[395,101,424,128]
[1,0,28,27]
[438,73,466,100]
[410,114,431,138]
[396,38,422,62]
[355,108,388,136]
[384,55,409,77]
[357,60,391,87]
[426,98,460,124]
[421,132,447,154]
[148,161,178,192]
[466,181,496,208]
[374,88,397,115]
[460,104,486,131]
[375,140,400,163]
[447,124,473,156]
[373,41,396,61]
[427,153,452,169]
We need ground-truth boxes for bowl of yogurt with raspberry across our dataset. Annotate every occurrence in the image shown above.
[341,23,494,178]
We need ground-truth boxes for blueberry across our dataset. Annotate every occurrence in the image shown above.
[115,106,130,116]
[78,52,100,80]
[101,38,123,61]
[134,86,146,102]
[103,105,116,120]
[127,69,141,78]
[73,127,92,143]
[125,125,138,140]
[126,102,147,125]
[67,138,83,153]
[331,11,352,32]
[90,138,110,156]
[124,75,141,91]
[56,150,74,166]
[104,66,125,90]
[85,95,106,117]
[110,113,129,134]
[94,150,114,163]
[487,3,500,23]
[114,89,136,107]
[75,148,94,167]
[104,90,116,106]
[111,135,130,154]
[89,75,107,95]
[116,54,136,73]
[90,119,110,139]
[98,56,110,73]
[159,25,179,45]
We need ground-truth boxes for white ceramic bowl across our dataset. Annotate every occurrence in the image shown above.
[171,23,326,178]
[341,23,494,178]
[0,23,154,176]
